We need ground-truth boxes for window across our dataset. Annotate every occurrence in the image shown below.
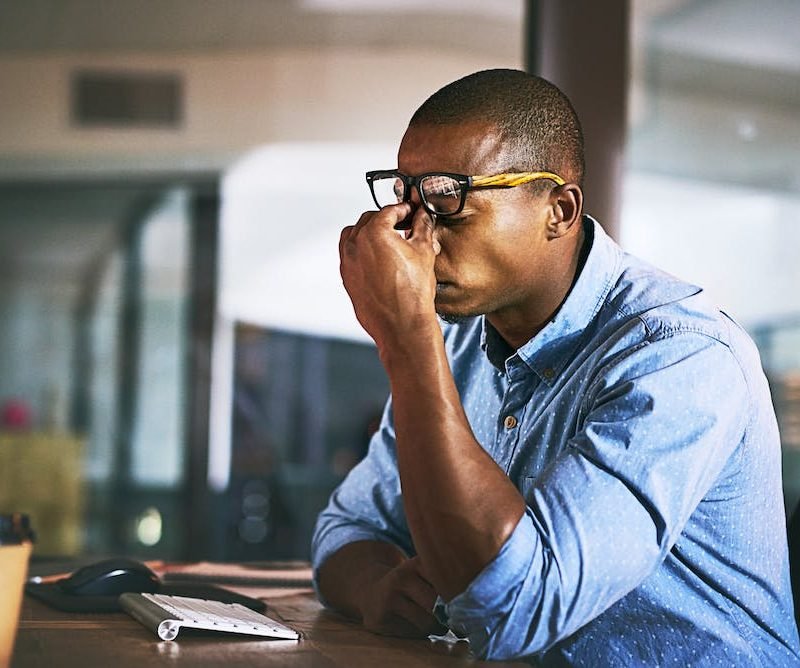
[624,0,800,510]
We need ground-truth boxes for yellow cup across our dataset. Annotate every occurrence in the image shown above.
[0,540,32,667]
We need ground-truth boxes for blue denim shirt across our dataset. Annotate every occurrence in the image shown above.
[312,217,800,666]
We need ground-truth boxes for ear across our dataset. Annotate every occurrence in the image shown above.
[545,184,583,240]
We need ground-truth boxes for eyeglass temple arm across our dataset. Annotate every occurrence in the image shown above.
[471,171,565,188]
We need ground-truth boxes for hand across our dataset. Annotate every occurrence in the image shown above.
[339,204,440,348]
[358,556,448,638]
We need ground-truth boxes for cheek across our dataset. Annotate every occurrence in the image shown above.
[434,227,486,268]
[434,210,544,279]
[481,236,548,291]
[436,233,515,283]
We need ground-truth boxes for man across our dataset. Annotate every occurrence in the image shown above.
[311,69,800,665]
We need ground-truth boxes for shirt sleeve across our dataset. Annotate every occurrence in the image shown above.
[311,397,414,600]
[442,330,750,660]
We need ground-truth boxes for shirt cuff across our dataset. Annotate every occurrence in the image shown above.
[442,509,538,648]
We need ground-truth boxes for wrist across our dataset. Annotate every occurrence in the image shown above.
[376,315,444,372]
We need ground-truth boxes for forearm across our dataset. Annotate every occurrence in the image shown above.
[379,321,525,601]
[317,540,407,619]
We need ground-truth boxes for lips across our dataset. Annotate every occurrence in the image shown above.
[435,267,456,294]
[435,281,455,295]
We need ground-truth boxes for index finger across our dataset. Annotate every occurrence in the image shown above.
[403,556,438,589]
[355,202,412,234]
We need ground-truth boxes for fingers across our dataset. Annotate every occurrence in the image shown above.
[392,595,448,637]
[398,557,439,611]
[356,203,411,233]
[342,203,430,245]
[339,223,356,261]
[405,207,441,255]
[406,205,434,241]
[361,557,448,638]
[339,208,379,260]
[364,592,446,638]
[385,558,446,635]
[340,203,427,264]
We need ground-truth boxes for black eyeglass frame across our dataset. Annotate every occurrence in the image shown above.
[365,169,566,218]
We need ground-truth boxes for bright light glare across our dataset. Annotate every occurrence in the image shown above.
[136,506,163,546]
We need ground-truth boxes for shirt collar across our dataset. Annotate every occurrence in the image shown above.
[481,216,621,384]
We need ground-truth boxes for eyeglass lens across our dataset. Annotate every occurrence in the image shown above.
[371,175,406,207]
[420,175,461,214]
[371,174,463,215]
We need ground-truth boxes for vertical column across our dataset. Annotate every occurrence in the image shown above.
[111,215,144,550]
[526,0,630,239]
[183,186,220,559]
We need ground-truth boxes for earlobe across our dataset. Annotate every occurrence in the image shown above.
[546,184,583,239]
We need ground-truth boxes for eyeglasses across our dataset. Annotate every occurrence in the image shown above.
[365,170,565,218]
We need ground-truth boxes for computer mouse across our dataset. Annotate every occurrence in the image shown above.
[59,557,160,596]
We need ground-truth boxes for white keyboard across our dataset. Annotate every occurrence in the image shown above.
[119,592,300,642]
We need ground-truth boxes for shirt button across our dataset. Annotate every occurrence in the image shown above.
[503,415,518,429]
[543,368,555,379]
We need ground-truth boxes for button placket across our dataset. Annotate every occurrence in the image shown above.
[494,371,530,471]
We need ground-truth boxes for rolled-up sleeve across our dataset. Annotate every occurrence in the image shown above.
[442,509,542,657]
[311,398,414,597]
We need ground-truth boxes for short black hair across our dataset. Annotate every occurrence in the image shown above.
[409,69,585,186]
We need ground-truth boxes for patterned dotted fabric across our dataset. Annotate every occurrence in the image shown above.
[312,217,800,665]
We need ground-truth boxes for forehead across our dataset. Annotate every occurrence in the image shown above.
[397,121,506,175]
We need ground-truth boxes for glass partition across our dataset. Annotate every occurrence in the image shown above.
[219,324,388,560]
[625,0,800,511]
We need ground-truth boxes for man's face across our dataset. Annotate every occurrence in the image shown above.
[397,121,556,323]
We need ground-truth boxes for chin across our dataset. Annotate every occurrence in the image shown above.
[435,299,478,324]
[435,284,483,323]
[437,311,470,325]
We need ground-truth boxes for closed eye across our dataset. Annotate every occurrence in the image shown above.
[436,215,470,227]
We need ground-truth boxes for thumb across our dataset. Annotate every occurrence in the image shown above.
[407,206,436,250]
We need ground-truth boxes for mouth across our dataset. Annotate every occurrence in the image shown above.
[435,266,458,297]
[435,282,459,302]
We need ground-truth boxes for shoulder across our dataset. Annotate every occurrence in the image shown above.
[604,252,730,344]
[593,251,763,393]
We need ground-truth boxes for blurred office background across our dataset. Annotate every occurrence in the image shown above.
[0,0,798,561]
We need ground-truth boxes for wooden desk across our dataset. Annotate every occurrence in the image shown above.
[13,587,528,667]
